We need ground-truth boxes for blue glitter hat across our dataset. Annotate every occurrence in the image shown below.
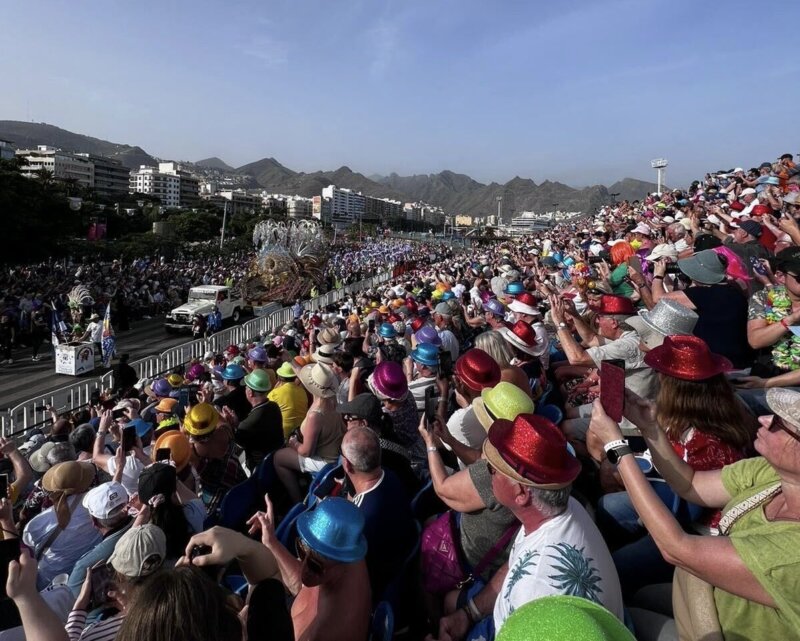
[378,322,397,339]
[411,342,440,367]
[221,363,246,381]
[504,282,525,296]
[296,497,367,563]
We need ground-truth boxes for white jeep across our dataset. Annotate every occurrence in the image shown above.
[165,285,245,332]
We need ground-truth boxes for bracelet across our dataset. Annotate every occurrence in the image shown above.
[603,439,627,453]
[461,605,476,625]
[427,446,438,453]
[781,318,790,330]
[653,276,664,280]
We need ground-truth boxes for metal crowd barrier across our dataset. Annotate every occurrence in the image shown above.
[1,269,395,438]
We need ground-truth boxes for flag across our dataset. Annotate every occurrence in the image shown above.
[101,303,116,367]
[50,302,68,347]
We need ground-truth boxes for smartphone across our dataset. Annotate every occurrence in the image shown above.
[438,350,454,378]
[628,255,643,275]
[750,256,768,276]
[112,408,127,421]
[600,359,626,423]
[0,475,7,500]
[0,538,20,602]
[155,447,171,462]
[424,386,439,426]
[179,386,190,408]
[89,562,115,609]
[90,389,101,406]
[121,426,136,452]
[368,319,375,333]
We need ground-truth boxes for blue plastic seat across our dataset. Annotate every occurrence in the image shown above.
[306,462,343,507]
[370,601,394,641]
[215,476,262,532]
[276,501,308,549]
[538,381,554,405]
[535,403,563,425]
[255,452,278,495]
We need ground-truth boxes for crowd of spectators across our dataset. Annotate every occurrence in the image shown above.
[1,153,800,641]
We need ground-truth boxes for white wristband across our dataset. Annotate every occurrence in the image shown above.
[603,439,627,454]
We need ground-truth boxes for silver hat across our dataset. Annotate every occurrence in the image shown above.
[639,299,698,337]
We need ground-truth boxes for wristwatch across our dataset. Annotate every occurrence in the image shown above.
[604,440,633,465]
[558,322,568,329]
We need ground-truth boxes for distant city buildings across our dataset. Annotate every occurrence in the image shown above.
[16,145,94,189]
[129,162,200,208]
[158,162,200,208]
[75,153,129,197]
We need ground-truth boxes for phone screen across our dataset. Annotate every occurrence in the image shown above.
[156,448,171,462]
[438,350,453,378]
[628,255,643,275]
[179,386,190,408]
[89,563,115,610]
[0,475,8,500]
[122,426,136,452]
[600,359,626,423]
[368,319,375,333]
[424,386,439,426]
[112,408,127,420]
[0,539,20,601]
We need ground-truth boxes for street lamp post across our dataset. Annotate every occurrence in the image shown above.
[496,196,503,224]
[650,159,668,196]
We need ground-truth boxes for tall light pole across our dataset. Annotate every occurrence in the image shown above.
[219,200,228,250]
[496,195,503,224]
[651,159,668,196]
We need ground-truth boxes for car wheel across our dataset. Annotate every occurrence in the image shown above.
[232,308,241,323]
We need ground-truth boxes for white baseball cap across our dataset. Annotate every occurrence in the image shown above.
[82,481,129,519]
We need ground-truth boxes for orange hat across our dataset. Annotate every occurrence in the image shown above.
[152,431,191,471]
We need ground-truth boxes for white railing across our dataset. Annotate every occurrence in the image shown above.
[1,268,396,438]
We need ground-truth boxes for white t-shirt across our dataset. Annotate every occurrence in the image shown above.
[494,498,624,631]
[87,321,103,343]
[107,453,146,496]
[446,407,486,469]
[437,328,460,361]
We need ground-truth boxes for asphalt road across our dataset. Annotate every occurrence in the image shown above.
[0,315,216,412]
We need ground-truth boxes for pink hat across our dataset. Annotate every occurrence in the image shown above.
[367,361,409,401]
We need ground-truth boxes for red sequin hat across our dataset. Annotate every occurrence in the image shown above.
[500,321,541,356]
[455,348,501,393]
[595,295,636,316]
[482,414,581,489]
[410,317,426,333]
[644,334,732,381]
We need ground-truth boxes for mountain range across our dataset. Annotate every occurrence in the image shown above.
[0,121,659,218]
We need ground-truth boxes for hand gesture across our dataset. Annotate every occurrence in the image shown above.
[548,294,565,324]
[426,607,470,641]
[779,212,800,237]
[6,549,38,604]
[596,260,611,280]
[246,494,277,549]
[0,498,12,524]
[220,405,239,429]
[588,399,624,446]
[0,436,16,456]
[182,526,250,567]
[99,409,113,432]
[417,413,442,449]
[622,388,659,437]
[732,376,767,390]
[652,259,667,279]
[75,567,93,610]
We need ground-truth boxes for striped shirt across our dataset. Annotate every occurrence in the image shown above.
[66,609,125,641]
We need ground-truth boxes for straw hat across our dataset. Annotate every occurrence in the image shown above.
[298,363,338,398]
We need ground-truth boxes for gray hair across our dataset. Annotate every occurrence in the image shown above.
[47,443,77,466]
[69,424,96,454]
[342,426,381,473]
[528,485,571,517]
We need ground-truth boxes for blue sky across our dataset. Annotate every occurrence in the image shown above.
[2,0,799,187]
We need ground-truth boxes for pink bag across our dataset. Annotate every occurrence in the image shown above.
[421,511,520,594]
[420,511,467,594]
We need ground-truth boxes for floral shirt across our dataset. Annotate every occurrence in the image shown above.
[748,285,800,371]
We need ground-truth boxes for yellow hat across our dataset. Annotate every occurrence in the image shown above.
[182,403,219,437]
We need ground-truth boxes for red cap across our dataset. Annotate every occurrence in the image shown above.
[644,335,732,381]
[410,317,426,333]
[750,204,772,217]
[729,200,745,212]
[405,299,419,313]
[515,292,538,309]
[454,348,501,393]
[595,295,636,315]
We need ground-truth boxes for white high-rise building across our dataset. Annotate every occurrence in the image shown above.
[16,145,94,188]
[321,185,365,225]
[130,166,181,207]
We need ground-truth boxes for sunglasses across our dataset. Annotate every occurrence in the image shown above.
[767,415,800,445]
[296,538,328,575]
[342,414,362,422]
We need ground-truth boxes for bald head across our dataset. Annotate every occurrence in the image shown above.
[342,426,381,473]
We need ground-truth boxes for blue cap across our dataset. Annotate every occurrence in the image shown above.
[441,291,455,301]
[411,342,440,367]
[484,298,505,316]
[378,322,397,339]
[296,497,367,563]
[125,418,152,438]
[221,363,246,381]
[504,282,525,295]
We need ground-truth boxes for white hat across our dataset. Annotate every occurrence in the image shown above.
[784,192,800,205]
[508,298,540,317]
[740,188,757,197]
[204,351,215,360]
[662,216,675,223]
[674,238,690,252]
[82,481,129,519]
[734,167,744,174]
[109,524,166,578]
[633,223,652,236]
[645,244,678,262]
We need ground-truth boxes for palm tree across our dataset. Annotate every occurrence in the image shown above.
[35,167,54,188]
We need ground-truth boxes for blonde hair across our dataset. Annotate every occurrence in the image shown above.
[474,330,514,368]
